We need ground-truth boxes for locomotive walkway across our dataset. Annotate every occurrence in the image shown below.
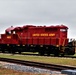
[0,57,76,71]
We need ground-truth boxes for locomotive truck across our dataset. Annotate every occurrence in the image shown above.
[0,25,75,56]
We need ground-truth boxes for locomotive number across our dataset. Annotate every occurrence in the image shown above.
[7,36,11,39]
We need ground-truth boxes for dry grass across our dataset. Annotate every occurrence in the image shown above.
[0,53,76,66]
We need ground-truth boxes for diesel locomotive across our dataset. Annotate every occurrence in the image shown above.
[0,25,75,56]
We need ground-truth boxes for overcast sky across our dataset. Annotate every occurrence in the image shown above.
[0,0,76,38]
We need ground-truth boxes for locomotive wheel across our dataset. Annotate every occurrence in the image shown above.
[11,50,15,54]
[54,53,59,56]
[19,51,21,54]
[61,53,64,57]
[47,53,50,56]
[2,50,5,53]
[54,50,59,56]
[54,48,59,56]
[47,51,50,56]
[38,51,44,56]
[2,48,5,53]
[8,51,12,53]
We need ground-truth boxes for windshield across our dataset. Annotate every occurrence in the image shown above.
[60,29,67,32]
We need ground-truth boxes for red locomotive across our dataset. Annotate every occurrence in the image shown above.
[0,25,75,56]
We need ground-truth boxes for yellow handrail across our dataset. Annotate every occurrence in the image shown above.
[62,38,66,46]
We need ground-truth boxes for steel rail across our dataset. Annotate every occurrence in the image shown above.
[0,57,76,71]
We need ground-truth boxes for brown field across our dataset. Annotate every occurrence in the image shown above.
[0,67,50,75]
[0,67,66,75]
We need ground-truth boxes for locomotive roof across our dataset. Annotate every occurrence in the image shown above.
[5,25,68,32]
[48,25,68,29]
[23,25,68,29]
[5,26,15,32]
[6,26,23,32]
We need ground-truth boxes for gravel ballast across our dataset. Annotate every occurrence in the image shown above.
[0,61,61,75]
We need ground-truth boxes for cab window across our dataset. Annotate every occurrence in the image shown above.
[60,29,67,32]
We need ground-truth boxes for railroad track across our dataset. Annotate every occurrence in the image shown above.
[14,54,76,59]
[17,53,76,58]
[0,58,76,71]
[1,53,76,59]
